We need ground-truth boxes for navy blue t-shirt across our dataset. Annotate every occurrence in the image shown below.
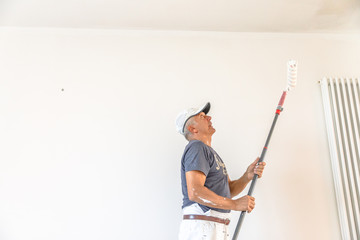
[181,140,231,213]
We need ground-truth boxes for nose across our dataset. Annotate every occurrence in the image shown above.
[206,115,212,121]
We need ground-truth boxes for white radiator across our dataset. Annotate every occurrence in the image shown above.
[320,77,360,240]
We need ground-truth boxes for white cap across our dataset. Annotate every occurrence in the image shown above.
[175,102,211,135]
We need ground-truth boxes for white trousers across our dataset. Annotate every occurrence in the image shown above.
[178,204,231,240]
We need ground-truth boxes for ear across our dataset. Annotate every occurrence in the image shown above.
[187,125,198,134]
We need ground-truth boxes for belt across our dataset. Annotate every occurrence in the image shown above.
[183,214,230,225]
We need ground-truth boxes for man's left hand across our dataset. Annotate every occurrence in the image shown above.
[245,157,266,181]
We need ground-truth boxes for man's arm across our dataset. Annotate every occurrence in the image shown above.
[228,157,266,198]
[228,175,251,198]
[186,170,255,212]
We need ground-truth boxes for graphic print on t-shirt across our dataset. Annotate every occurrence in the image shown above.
[214,154,227,176]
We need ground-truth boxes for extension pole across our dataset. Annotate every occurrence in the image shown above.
[232,91,287,240]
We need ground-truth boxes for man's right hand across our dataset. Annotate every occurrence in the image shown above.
[233,195,255,213]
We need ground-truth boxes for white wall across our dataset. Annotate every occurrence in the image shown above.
[0,27,359,240]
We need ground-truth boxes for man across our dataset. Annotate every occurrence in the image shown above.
[176,102,266,240]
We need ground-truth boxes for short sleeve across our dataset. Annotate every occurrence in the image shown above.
[183,141,210,176]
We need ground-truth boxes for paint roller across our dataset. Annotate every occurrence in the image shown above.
[232,60,298,240]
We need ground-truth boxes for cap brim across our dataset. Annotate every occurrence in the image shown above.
[201,102,211,115]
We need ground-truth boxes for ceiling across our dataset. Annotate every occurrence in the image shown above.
[0,0,360,32]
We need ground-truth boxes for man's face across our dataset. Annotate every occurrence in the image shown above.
[192,112,215,136]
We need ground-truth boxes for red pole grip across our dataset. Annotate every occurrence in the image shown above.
[277,91,287,107]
